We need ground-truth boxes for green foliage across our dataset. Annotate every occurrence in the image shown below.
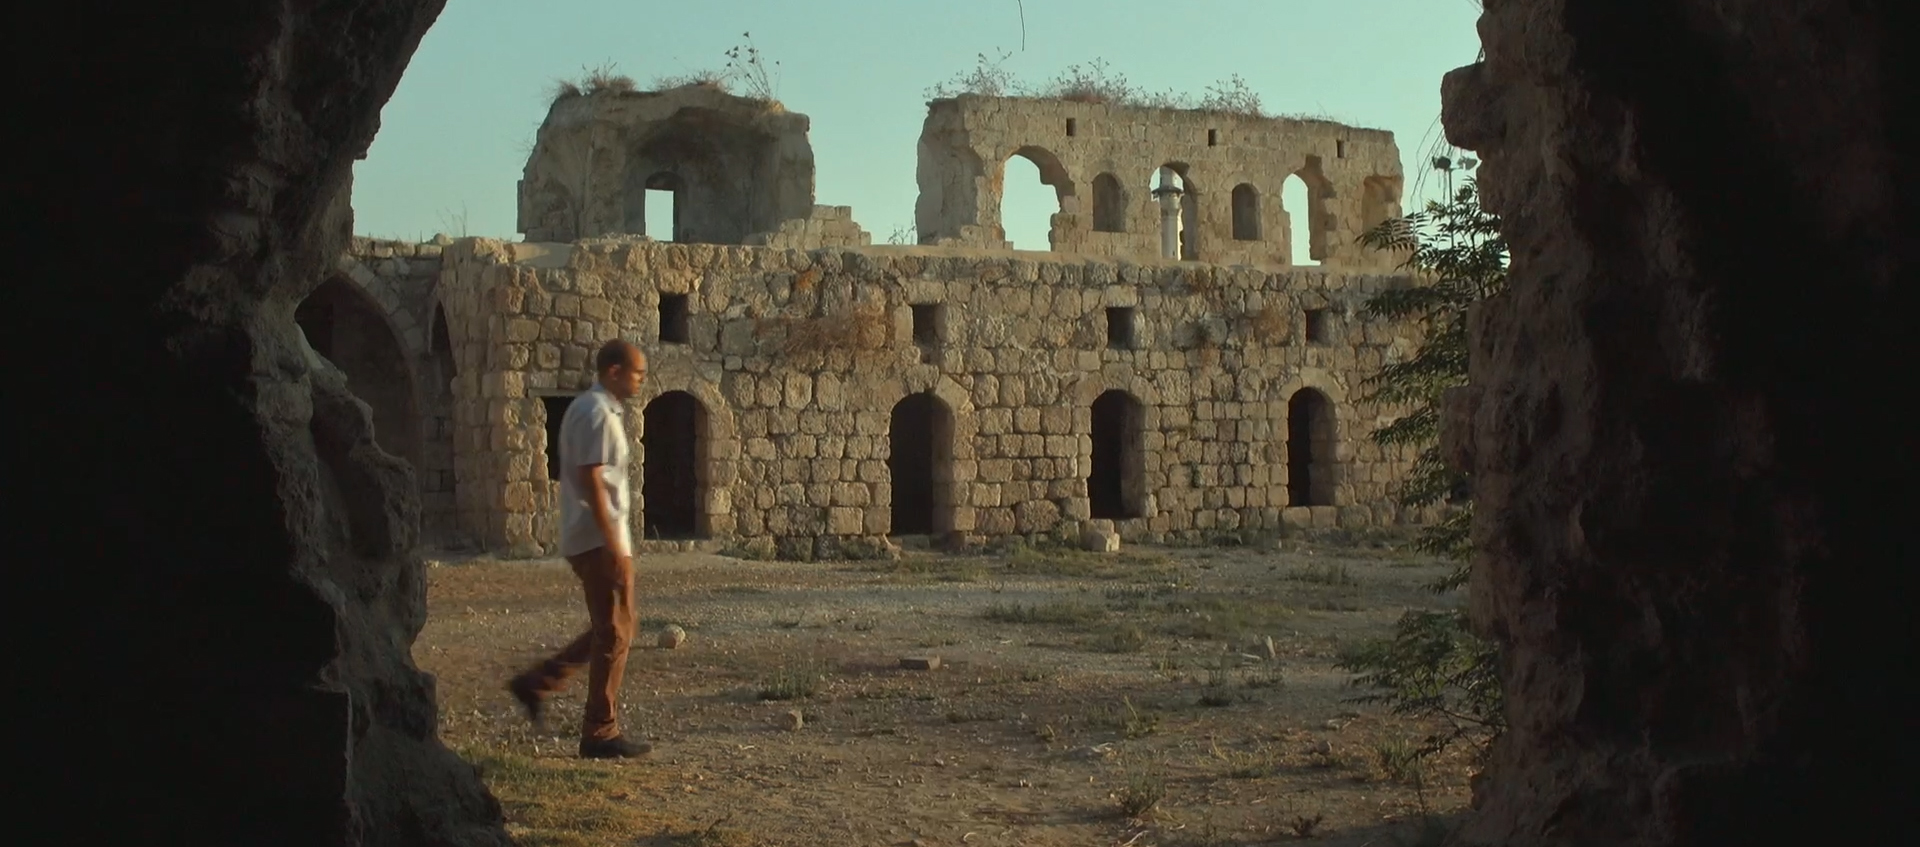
[1338,610,1504,759]
[1344,173,1508,760]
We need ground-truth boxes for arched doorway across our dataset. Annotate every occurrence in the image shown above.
[642,391,706,540]
[889,392,955,536]
[1089,390,1147,520]
[294,276,421,469]
[1286,388,1337,507]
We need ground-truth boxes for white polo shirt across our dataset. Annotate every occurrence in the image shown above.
[557,384,632,558]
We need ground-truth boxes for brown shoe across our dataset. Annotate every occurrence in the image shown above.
[506,676,544,729]
[579,735,652,759]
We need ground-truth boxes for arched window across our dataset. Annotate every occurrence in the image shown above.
[1092,172,1126,233]
[1231,183,1261,241]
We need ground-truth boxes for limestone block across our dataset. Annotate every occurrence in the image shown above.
[828,507,864,535]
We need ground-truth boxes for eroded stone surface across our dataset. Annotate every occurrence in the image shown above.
[1442,0,1915,843]
[20,1,509,843]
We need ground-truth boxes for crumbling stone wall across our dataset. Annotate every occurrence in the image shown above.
[915,95,1406,269]
[22,0,510,843]
[436,239,1433,558]
[318,236,464,547]
[1439,0,1915,844]
[518,85,834,245]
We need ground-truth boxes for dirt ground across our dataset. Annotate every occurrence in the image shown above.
[417,531,1476,847]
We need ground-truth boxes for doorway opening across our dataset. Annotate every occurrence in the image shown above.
[889,392,954,536]
[642,391,706,539]
[1089,390,1146,520]
[1286,388,1337,507]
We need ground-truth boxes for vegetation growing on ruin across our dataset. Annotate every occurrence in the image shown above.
[923,53,1277,119]
[1339,166,1508,764]
[548,61,636,101]
[648,33,782,102]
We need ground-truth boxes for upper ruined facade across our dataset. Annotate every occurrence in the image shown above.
[517,84,869,249]
[915,95,1407,269]
[320,86,1432,558]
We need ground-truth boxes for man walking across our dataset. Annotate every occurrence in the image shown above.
[508,339,652,759]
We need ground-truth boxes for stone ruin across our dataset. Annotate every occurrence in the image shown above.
[315,84,1435,558]
[33,0,1914,843]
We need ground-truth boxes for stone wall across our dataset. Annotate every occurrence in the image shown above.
[517,85,822,245]
[437,237,1433,558]
[914,95,1406,270]
[329,236,463,548]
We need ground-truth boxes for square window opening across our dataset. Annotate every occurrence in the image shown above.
[1207,128,1219,147]
[1304,308,1332,344]
[1106,307,1136,349]
[1066,118,1078,137]
[658,293,690,344]
[911,303,945,346]
[1336,139,1348,159]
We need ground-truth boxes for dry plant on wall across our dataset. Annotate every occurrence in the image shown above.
[551,61,636,103]
[650,33,782,103]
[753,270,891,361]
[924,54,1270,119]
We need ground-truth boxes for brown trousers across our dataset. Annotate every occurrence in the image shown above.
[514,546,635,741]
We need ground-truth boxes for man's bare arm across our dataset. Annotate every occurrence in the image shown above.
[576,462,626,559]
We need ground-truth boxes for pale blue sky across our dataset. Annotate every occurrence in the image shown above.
[352,0,1483,256]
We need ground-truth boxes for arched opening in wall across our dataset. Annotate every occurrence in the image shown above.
[1282,174,1320,266]
[1231,184,1262,241]
[294,276,422,470]
[642,391,707,540]
[1146,164,1199,260]
[888,392,955,537]
[1001,146,1074,251]
[1089,390,1147,520]
[641,172,683,242]
[1092,172,1127,233]
[538,395,576,482]
[1286,388,1338,507]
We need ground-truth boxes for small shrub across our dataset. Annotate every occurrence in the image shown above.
[1288,813,1326,838]
[1039,58,1137,104]
[1371,737,1425,785]
[925,49,1019,100]
[552,61,635,103]
[1285,562,1359,586]
[1089,625,1149,654]
[1213,742,1277,779]
[945,708,1004,724]
[1196,74,1266,117]
[1115,767,1166,818]
[722,32,780,102]
[983,600,1104,626]
[757,660,825,701]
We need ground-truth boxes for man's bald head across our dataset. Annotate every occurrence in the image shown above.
[595,339,643,373]
[594,339,647,399]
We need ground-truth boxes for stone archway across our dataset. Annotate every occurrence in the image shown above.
[888,391,956,536]
[640,390,706,540]
[295,276,423,470]
[1089,389,1147,519]
[1286,387,1338,507]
